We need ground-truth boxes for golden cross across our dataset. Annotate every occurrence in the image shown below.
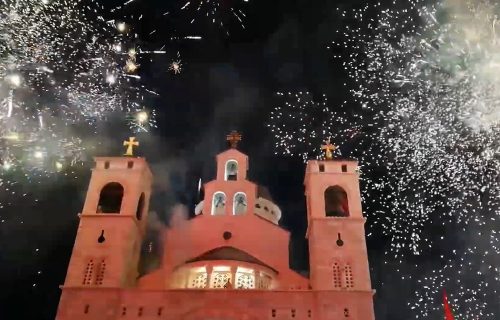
[226,130,242,149]
[321,138,338,160]
[123,137,139,156]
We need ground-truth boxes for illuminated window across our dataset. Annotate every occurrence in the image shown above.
[187,267,207,288]
[235,267,255,289]
[211,267,232,288]
[256,273,272,289]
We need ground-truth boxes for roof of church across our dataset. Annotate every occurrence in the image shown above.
[185,246,279,273]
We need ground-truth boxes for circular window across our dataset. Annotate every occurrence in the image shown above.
[223,231,232,240]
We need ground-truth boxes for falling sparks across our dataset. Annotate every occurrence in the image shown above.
[180,0,249,35]
[330,0,499,318]
[267,91,362,162]
[268,0,499,318]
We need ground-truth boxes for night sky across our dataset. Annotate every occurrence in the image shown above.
[0,0,467,319]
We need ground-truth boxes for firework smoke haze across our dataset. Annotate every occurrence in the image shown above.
[0,0,155,185]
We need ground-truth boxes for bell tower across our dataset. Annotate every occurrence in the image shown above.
[62,155,152,288]
[304,153,375,318]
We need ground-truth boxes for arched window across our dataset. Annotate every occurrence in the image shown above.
[136,193,145,220]
[332,262,342,288]
[82,259,94,285]
[212,192,226,215]
[95,259,106,285]
[324,186,349,217]
[233,192,247,215]
[344,263,354,288]
[97,182,124,213]
[225,160,238,181]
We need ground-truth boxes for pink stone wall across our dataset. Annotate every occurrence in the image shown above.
[56,288,374,320]
[56,153,376,320]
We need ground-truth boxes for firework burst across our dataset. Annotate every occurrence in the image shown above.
[0,0,158,209]
[127,108,157,133]
[169,52,183,74]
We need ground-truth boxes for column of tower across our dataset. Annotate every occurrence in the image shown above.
[305,141,375,319]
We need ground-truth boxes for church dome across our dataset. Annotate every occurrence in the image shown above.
[254,185,281,224]
[254,197,281,224]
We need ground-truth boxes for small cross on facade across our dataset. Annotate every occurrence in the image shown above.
[123,137,139,156]
[321,138,338,160]
[226,130,242,149]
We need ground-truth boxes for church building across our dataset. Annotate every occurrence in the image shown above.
[55,132,376,320]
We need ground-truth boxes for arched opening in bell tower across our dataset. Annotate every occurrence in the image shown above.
[212,192,226,215]
[136,193,145,220]
[233,192,247,215]
[225,160,238,181]
[97,182,124,213]
[324,186,349,217]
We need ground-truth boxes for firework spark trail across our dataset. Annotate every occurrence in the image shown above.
[268,91,365,162]
[0,0,158,208]
[180,0,249,35]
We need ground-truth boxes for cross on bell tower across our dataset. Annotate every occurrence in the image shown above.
[226,130,242,149]
[321,138,337,160]
[123,137,139,156]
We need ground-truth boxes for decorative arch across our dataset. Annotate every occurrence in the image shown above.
[212,192,226,215]
[136,193,145,220]
[225,160,238,181]
[324,185,349,217]
[233,192,247,215]
[97,182,124,213]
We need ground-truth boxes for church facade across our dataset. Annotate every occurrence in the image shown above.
[55,136,376,320]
